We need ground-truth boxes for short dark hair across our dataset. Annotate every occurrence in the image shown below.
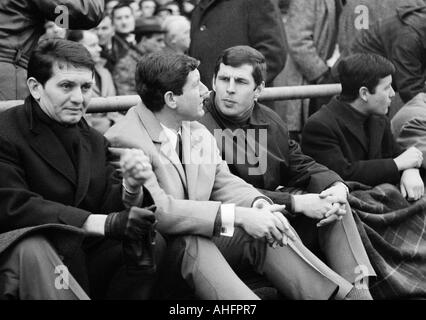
[337,53,395,102]
[27,39,95,86]
[213,45,266,87]
[111,3,133,20]
[66,30,84,43]
[135,51,199,112]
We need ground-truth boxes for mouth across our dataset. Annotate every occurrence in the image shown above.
[222,98,236,106]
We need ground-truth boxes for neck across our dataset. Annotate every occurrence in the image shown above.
[154,108,182,132]
[348,99,369,116]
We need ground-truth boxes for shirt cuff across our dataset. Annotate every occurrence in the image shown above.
[251,196,273,208]
[219,203,235,237]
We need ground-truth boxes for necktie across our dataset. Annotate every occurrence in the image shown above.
[176,132,183,164]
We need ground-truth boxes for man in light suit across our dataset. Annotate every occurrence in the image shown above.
[105,51,371,300]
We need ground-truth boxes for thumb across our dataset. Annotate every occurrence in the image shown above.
[400,183,407,198]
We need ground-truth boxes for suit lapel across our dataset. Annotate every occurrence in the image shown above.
[135,104,188,189]
[182,122,199,200]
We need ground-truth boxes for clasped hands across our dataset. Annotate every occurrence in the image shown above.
[293,182,348,228]
[105,148,157,241]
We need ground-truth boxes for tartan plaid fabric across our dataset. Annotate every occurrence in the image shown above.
[348,182,426,299]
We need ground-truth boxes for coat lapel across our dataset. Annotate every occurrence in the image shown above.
[328,99,369,152]
[135,104,188,189]
[26,102,77,186]
[74,123,92,206]
[367,116,386,159]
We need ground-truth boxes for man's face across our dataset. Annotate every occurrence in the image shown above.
[138,33,166,53]
[167,20,190,53]
[81,32,102,63]
[44,21,66,39]
[213,63,260,118]
[113,7,135,34]
[95,16,114,46]
[175,69,209,121]
[365,75,395,115]
[34,63,94,125]
[141,0,156,17]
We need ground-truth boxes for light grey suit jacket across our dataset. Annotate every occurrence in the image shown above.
[105,102,263,237]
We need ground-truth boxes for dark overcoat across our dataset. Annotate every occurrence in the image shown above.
[301,97,405,186]
[0,97,124,258]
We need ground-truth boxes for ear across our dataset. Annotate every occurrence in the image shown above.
[164,91,177,110]
[254,81,265,101]
[359,86,369,102]
[211,75,216,92]
[27,77,42,101]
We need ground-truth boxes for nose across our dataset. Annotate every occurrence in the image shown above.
[389,86,395,98]
[200,81,209,98]
[70,87,84,104]
[226,78,235,94]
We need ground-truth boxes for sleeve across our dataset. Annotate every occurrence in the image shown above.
[396,118,426,168]
[247,0,287,84]
[302,118,401,186]
[285,0,329,82]
[0,137,91,233]
[32,0,104,29]
[286,139,343,193]
[392,33,426,103]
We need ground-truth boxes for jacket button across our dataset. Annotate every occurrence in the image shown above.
[200,25,207,31]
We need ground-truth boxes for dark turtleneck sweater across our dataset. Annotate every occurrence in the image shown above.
[32,98,83,172]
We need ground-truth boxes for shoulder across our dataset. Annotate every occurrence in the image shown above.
[0,105,26,139]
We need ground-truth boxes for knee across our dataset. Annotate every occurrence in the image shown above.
[12,235,57,263]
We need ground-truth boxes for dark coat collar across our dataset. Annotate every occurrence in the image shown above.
[24,96,92,206]
[326,97,387,155]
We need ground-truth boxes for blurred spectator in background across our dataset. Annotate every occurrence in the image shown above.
[95,15,116,72]
[166,1,181,15]
[280,0,342,141]
[129,0,143,18]
[40,21,67,41]
[338,0,425,56]
[106,0,120,16]
[67,29,118,134]
[189,0,287,90]
[155,4,173,22]
[162,15,190,54]
[140,0,157,18]
[345,4,426,116]
[0,0,104,101]
[113,19,165,95]
[110,3,136,70]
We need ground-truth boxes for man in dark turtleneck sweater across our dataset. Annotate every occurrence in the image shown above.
[302,53,424,201]
[0,39,161,299]
[200,45,375,299]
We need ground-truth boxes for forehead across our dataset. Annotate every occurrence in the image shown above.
[48,62,94,83]
[217,63,254,80]
[82,31,98,43]
[376,75,392,87]
[184,69,200,86]
[114,7,132,17]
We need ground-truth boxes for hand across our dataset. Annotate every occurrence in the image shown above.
[104,206,157,241]
[121,148,153,191]
[400,168,424,201]
[319,182,348,204]
[394,146,423,171]
[235,205,296,246]
[293,194,346,227]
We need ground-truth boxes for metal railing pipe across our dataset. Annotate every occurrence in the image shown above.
[0,84,342,113]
